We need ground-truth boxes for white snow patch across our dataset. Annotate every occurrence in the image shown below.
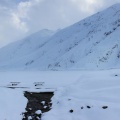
[35,110,42,114]
[41,101,45,105]
[28,116,32,120]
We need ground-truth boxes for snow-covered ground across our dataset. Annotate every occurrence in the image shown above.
[0,69,120,120]
[42,69,120,120]
[0,71,81,120]
[0,88,26,120]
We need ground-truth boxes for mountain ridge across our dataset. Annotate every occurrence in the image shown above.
[0,4,120,70]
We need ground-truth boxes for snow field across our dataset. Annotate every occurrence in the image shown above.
[42,69,120,120]
[0,69,120,120]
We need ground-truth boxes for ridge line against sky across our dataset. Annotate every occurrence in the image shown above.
[0,0,120,47]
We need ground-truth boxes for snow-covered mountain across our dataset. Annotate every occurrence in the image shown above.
[0,29,55,70]
[0,4,120,70]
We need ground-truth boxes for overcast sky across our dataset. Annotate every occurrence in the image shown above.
[0,0,120,47]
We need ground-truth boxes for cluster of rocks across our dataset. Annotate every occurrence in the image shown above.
[22,91,54,120]
[69,105,108,113]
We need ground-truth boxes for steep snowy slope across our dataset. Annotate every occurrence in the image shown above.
[0,4,120,70]
[0,29,55,70]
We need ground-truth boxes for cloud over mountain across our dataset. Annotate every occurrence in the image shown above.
[0,0,120,47]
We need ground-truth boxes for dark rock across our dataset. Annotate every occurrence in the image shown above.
[87,106,91,109]
[81,106,84,109]
[102,106,108,109]
[22,91,54,120]
[69,109,74,113]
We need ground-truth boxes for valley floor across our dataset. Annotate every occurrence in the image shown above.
[0,69,120,120]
